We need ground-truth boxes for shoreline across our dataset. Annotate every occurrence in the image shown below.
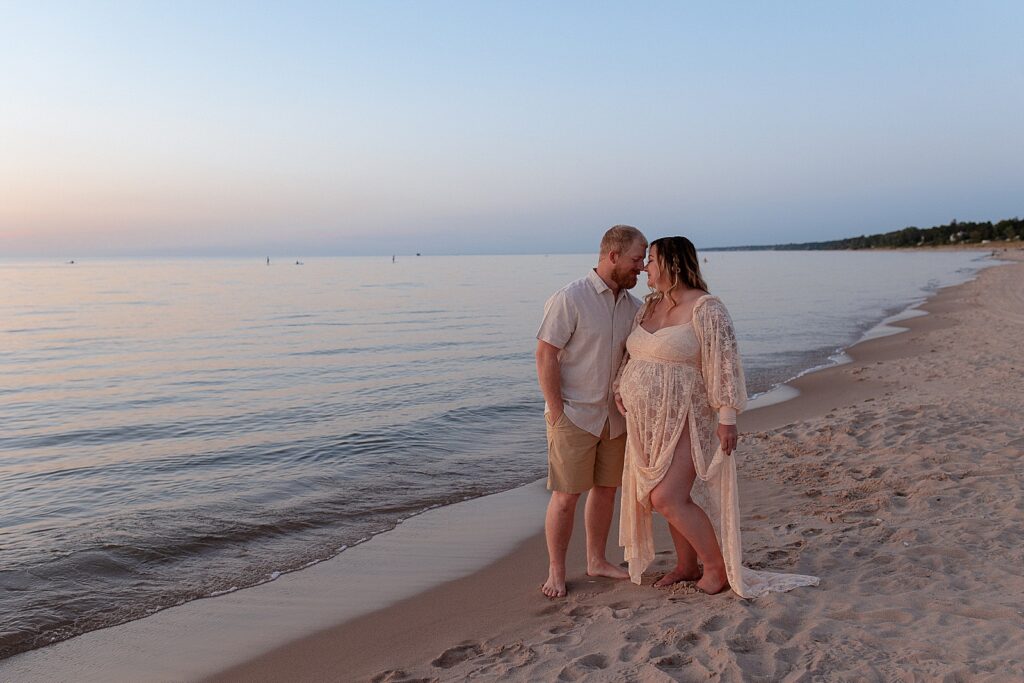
[3,251,1020,681]
[0,483,553,681]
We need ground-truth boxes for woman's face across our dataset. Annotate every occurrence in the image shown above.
[646,246,668,292]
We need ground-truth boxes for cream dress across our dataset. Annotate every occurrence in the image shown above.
[616,295,819,598]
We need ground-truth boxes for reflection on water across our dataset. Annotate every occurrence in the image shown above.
[0,250,983,657]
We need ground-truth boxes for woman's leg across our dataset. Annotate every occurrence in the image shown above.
[653,524,701,587]
[649,423,729,594]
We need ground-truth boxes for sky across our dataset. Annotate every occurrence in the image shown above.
[1,1,1022,256]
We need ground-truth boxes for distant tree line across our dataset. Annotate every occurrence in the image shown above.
[707,217,1024,251]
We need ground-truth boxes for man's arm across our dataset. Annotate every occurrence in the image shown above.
[536,340,563,420]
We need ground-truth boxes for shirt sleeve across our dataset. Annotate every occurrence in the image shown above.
[694,297,748,425]
[536,289,576,350]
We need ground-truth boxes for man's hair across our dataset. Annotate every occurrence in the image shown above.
[599,225,647,257]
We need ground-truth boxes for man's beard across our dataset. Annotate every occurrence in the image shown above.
[613,269,638,290]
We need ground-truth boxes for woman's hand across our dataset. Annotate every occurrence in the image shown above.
[614,391,627,415]
[717,423,738,455]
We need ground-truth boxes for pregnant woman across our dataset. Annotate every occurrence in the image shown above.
[614,236,818,597]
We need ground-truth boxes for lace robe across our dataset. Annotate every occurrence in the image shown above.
[616,295,819,598]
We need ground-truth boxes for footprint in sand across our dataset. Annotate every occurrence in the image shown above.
[608,601,634,619]
[577,653,609,668]
[431,642,484,669]
[494,643,535,667]
[618,642,641,662]
[727,634,762,654]
[543,633,584,647]
[675,631,703,649]
[557,653,609,680]
[655,654,694,671]
[774,645,802,669]
[770,612,804,633]
[568,605,593,619]
[624,625,651,642]
[647,643,671,658]
[701,615,729,632]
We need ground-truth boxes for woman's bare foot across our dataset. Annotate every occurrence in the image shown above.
[696,565,729,595]
[541,566,567,598]
[586,558,630,581]
[654,564,702,587]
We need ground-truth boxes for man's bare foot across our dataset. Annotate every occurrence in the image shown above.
[586,559,630,580]
[654,565,701,588]
[541,567,567,598]
[696,566,729,595]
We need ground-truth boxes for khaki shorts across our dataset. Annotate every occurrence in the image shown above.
[546,413,626,494]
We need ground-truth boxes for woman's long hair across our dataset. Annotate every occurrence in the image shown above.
[643,236,708,312]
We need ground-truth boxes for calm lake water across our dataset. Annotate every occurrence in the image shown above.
[0,250,986,657]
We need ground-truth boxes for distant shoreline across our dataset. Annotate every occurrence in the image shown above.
[705,215,1023,251]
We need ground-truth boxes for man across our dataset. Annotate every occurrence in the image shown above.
[536,225,648,598]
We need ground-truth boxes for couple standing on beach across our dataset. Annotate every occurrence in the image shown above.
[537,225,818,599]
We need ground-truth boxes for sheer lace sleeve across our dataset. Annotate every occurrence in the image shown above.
[693,297,747,425]
[612,302,647,395]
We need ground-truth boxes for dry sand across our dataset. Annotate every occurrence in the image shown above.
[210,250,1024,682]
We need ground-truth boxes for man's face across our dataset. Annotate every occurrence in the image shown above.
[612,240,648,290]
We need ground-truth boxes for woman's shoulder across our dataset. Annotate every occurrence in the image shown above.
[690,291,719,308]
[692,293,731,319]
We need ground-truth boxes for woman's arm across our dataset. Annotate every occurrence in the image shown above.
[694,298,748,452]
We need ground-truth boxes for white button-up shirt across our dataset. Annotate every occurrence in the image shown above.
[537,269,641,438]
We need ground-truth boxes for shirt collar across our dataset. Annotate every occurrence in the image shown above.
[587,268,611,294]
[588,269,630,301]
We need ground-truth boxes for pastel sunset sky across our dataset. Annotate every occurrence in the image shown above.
[2,1,1022,256]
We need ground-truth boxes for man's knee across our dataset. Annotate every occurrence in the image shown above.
[550,490,581,513]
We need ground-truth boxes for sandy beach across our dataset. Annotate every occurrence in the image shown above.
[203,250,1024,682]
[3,250,1021,682]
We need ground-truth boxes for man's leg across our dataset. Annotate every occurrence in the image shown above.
[543,412,599,597]
[543,490,581,598]
[587,423,629,580]
[584,485,629,579]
